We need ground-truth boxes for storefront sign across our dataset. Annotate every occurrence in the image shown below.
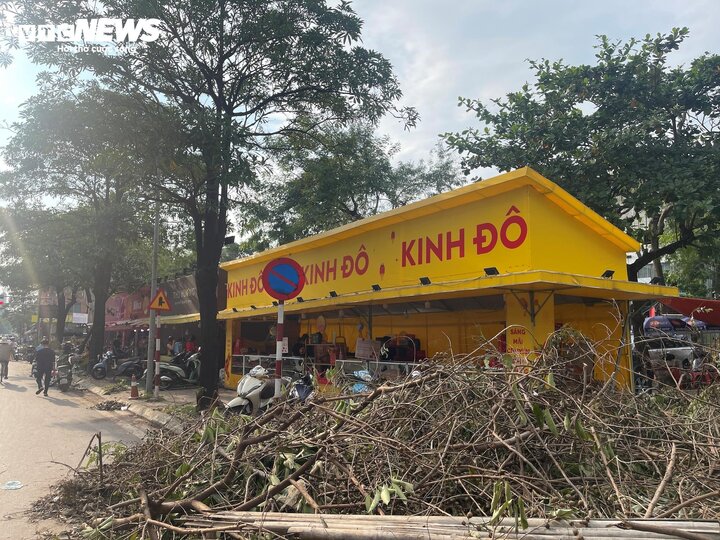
[225,190,533,308]
[163,275,201,316]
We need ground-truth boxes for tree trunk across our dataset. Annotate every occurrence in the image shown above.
[54,285,77,344]
[651,237,665,282]
[627,263,638,283]
[196,263,220,409]
[89,260,113,362]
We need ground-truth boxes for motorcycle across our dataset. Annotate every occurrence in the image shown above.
[91,350,144,380]
[288,372,315,402]
[142,351,200,390]
[24,345,36,363]
[226,365,292,416]
[113,356,146,381]
[53,355,74,392]
[91,350,116,379]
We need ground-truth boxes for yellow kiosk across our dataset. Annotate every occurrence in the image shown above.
[219,167,678,390]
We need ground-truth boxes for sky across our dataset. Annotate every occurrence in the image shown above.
[0,0,719,171]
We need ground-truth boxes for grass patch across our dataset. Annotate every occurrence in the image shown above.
[162,403,199,419]
[102,380,129,395]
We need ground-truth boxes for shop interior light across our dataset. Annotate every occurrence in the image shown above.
[329,290,338,297]
[419,276,431,285]
[484,267,500,276]
[601,269,615,279]
[372,284,382,291]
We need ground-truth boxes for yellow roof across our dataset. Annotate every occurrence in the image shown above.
[221,167,639,272]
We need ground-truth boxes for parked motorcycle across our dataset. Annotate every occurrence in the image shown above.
[91,351,116,379]
[92,350,144,380]
[53,355,73,392]
[226,365,292,416]
[142,351,200,390]
[288,372,314,402]
[113,356,146,381]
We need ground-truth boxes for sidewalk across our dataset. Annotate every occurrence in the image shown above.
[75,374,236,432]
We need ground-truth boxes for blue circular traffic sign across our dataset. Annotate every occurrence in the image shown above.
[261,257,306,301]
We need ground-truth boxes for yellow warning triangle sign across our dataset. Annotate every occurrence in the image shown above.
[149,288,172,311]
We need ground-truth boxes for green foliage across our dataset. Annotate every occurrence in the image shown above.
[489,480,528,528]
[665,237,720,297]
[240,123,461,248]
[12,0,414,397]
[444,28,720,280]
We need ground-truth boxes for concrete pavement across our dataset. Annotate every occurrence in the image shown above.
[0,362,150,539]
[75,373,237,432]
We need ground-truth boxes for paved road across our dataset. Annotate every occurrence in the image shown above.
[0,362,149,539]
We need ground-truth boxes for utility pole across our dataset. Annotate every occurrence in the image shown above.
[146,200,160,395]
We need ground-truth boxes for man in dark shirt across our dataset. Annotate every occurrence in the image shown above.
[35,337,55,396]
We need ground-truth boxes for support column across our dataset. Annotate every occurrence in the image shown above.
[504,291,555,359]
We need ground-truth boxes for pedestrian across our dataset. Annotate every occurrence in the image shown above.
[172,337,183,355]
[0,338,12,382]
[185,335,197,353]
[35,337,55,397]
[166,337,174,356]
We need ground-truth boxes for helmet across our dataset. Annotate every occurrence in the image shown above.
[62,342,72,353]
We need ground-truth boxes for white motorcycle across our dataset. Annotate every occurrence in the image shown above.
[226,365,291,416]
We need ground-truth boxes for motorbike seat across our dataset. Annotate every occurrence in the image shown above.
[259,382,275,399]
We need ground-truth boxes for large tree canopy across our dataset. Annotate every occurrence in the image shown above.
[14,0,414,405]
[240,123,461,250]
[444,28,720,282]
[1,87,154,357]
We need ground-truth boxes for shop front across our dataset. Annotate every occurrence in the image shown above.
[219,167,678,390]
[156,275,202,358]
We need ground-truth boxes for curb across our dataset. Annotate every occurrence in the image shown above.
[80,381,184,433]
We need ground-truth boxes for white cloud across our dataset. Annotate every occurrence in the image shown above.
[2,1,719,169]
[352,0,720,164]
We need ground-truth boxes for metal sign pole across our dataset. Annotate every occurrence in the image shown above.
[146,200,160,395]
[275,300,284,398]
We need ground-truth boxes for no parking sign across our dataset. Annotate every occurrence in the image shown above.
[261,257,306,301]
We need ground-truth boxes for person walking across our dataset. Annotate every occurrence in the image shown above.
[0,338,12,382]
[35,337,55,396]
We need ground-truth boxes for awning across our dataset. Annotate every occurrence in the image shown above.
[219,270,678,320]
[158,313,201,325]
[105,319,134,331]
[660,296,720,327]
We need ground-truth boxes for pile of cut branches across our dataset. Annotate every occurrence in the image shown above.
[40,353,720,539]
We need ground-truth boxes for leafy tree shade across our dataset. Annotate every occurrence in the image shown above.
[1,89,152,358]
[15,0,415,406]
[0,207,90,342]
[443,28,720,282]
[240,124,461,250]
